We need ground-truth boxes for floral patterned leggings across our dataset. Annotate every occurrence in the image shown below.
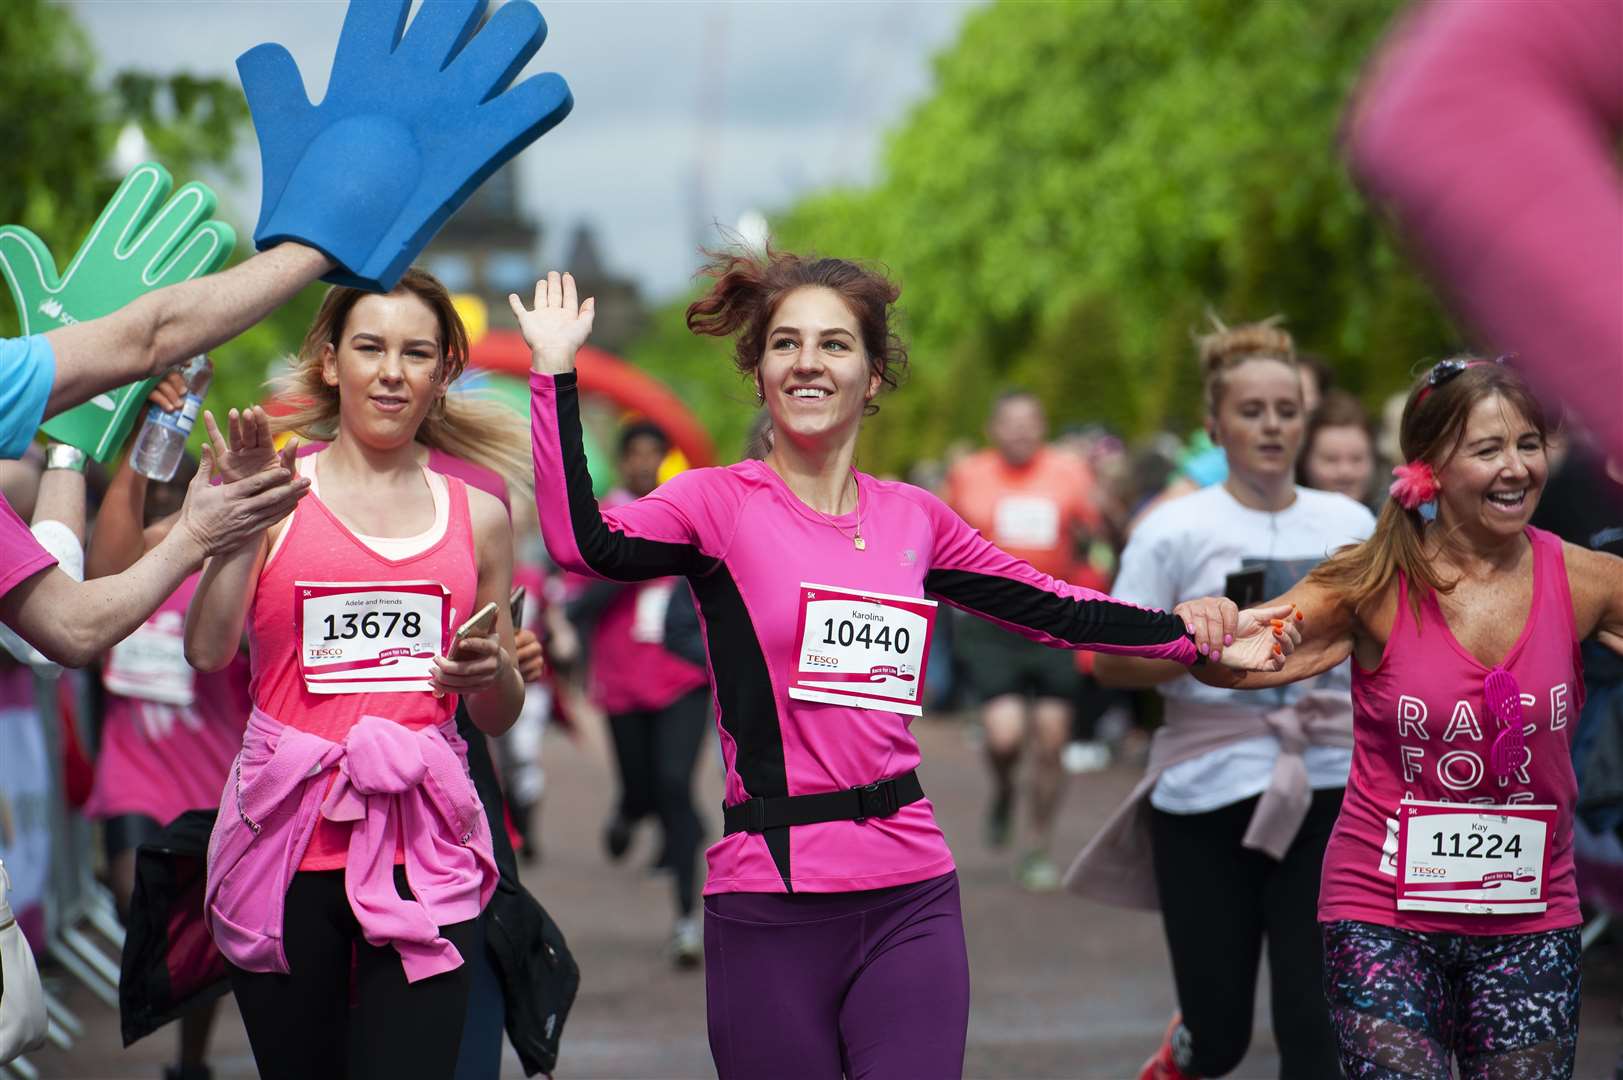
[1321,919,1581,1079]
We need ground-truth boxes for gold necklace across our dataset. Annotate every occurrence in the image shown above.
[809,469,865,551]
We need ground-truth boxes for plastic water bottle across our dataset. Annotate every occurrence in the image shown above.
[131,355,212,481]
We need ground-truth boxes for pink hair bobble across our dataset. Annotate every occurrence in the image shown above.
[1389,461,1440,511]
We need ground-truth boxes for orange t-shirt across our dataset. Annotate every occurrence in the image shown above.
[946,447,1100,586]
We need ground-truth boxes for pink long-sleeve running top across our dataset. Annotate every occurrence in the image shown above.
[533,371,1200,894]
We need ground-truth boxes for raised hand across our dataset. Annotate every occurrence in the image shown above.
[510,270,595,375]
[239,0,573,291]
[1217,603,1303,673]
[0,162,235,459]
[201,406,293,485]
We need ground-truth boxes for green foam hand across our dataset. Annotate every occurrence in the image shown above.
[0,162,236,460]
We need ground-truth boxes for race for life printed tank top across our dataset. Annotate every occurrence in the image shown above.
[248,465,479,870]
[1319,526,1585,935]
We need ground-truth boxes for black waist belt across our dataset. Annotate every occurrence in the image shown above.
[722,770,924,835]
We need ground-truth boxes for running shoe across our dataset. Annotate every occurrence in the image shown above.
[984,787,1013,850]
[1016,850,1061,893]
[669,917,703,970]
[1139,1013,1199,1080]
[603,814,633,862]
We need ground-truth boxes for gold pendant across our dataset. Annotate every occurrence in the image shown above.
[854,534,866,551]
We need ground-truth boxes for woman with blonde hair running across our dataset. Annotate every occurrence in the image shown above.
[185,267,526,1080]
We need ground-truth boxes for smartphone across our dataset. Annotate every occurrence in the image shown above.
[509,586,527,631]
[1223,567,1266,609]
[449,601,500,657]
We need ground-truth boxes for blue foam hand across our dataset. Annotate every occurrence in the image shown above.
[238,0,572,292]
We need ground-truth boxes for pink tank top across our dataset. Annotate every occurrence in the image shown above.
[1320,527,1585,934]
[86,574,248,824]
[249,471,479,871]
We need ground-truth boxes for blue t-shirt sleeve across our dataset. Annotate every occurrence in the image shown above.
[0,335,56,459]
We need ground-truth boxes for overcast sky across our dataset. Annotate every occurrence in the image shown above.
[68,0,978,301]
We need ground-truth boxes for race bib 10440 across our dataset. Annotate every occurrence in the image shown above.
[788,582,937,716]
[295,581,447,694]
[1395,800,1556,915]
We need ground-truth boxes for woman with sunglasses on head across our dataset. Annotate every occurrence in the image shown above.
[1202,357,1623,1079]
[516,254,1300,1078]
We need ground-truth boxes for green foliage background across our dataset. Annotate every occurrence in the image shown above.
[627,0,1465,473]
[0,0,321,436]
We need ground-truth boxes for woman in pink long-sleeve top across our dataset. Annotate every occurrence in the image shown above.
[517,254,1303,1079]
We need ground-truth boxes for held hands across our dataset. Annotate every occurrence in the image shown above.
[431,623,508,697]
[1174,597,1302,672]
[510,270,594,375]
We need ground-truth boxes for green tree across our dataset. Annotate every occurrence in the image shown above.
[632,0,1465,475]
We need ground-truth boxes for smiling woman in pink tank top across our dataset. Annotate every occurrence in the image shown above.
[181,268,528,1080]
[1206,359,1623,1079]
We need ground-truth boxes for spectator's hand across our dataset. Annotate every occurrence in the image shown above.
[201,406,289,485]
[1217,603,1302,673]
[514,627,545,683]
[238,0,572,291]
[146,370,189,413]
[175,444,309,558]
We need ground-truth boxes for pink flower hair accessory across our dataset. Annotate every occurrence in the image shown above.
[1389,461,1440,511]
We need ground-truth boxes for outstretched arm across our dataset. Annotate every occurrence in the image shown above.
[920,490,1296,673]
[3,448,306,667]
[41,242,331,419]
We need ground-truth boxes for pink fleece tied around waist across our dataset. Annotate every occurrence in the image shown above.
[323,718,480,981]
[206,711,493,984]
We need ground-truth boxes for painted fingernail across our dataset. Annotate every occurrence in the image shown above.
[1270,619,1284,630]
[1294,610,1304,622]
[1199,644,1209,655]
[1273,644,1283,656]
[1224,634,1233,646]
[1273,628,1282,638]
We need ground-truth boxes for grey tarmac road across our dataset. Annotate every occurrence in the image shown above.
[26,711,1623,1078]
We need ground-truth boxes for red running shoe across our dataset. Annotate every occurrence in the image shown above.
[1139,1014,1200,1080]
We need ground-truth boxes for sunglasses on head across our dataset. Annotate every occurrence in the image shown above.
[1416,355,1515,405]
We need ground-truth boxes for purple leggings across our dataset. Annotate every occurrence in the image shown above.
[703,871,970,1079]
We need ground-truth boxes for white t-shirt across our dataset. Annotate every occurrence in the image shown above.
[1112,484,1376,813]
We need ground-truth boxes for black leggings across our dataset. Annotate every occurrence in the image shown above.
[1150,787,1343,1079]
[607,687,710,917]
[227,868,477,1080]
